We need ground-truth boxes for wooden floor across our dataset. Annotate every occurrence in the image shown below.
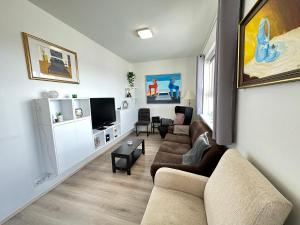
[5,133,162,225]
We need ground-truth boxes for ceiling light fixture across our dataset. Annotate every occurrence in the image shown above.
[136,28,153,39]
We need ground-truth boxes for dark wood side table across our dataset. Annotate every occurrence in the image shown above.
[111,139,145,175]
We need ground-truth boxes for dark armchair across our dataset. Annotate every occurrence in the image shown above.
[135,108,150,136]
[174,106,193,125]
[158,106,193,138]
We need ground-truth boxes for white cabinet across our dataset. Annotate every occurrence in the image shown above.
[54,119,93,174]
[119,108,138,134]
[35,98,94,176]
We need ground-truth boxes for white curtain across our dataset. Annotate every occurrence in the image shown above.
[196,55,205,115]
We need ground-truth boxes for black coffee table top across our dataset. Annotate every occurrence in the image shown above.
[112,139,144,156]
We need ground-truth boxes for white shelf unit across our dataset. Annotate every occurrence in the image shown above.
[93,122,121,152]
[35,98,94,176]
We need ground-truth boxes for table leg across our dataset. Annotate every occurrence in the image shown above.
[126,156,131,175]
[111,154,116,173]
[142,140,145,155]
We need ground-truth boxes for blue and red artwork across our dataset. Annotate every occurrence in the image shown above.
[146,73,181,104]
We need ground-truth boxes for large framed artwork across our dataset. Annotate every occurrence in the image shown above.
[146,73,181,104]
[238,0,300,88]
[22,32,79,84]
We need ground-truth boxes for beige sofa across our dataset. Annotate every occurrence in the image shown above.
[141,149,292,225]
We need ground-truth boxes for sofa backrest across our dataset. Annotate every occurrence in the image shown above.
[189,120,213,146]
[204,149,292,225]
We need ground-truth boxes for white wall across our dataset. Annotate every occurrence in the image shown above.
[235,1,300,224]
[133,57,197,119]
[0,0,132,222]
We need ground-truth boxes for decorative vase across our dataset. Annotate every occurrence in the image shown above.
[48,91,59,98]
[57,115,64,122]
[75,108,83,118]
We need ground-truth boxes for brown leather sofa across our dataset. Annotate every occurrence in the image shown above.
[150,119,227,179]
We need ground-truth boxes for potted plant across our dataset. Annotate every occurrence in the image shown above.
[127,72,136,88]
[56,112,64,122]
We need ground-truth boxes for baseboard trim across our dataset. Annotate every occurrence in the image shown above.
[0,129,134,224]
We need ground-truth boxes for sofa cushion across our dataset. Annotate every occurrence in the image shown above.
[164,133,191,145]
[159,141,191,155]
[174,113,185,125]
[141,186,208,225]
[204,149,293,225]
[173,125,190,135]
[152,151,183,165]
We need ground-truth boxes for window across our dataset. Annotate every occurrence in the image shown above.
[202,46,215,128]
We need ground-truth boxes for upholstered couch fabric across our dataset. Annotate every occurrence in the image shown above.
[151,119,227,178]
[141,149,292,225]
[204,149,293,225]
[141,186,208,225]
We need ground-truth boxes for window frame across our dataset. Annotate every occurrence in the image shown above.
[201,44,216,129]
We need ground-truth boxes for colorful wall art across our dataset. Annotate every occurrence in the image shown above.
[146,73,182,104]
[22,32,79,84]
[238,0,300,88]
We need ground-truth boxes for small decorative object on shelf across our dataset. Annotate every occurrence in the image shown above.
[122,100,129,109]
[125,88,132,98]
[127,72,136,88]
[72,94,77,98]
[52,114,58,123]
[48,90,59,98]
[94,137,101,148]
[75,108,83,118]
[56,112,64,122]
[127,140,133,145]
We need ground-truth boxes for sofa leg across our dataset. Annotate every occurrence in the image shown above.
[136,125,138,136]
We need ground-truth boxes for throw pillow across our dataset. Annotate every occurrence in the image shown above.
[182,132,211,166]
[173,125,190,135]
[174,113,185,125]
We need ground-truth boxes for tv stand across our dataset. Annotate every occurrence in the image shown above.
[93,123,121,151]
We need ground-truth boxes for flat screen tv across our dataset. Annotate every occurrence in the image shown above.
[90,98,116,129]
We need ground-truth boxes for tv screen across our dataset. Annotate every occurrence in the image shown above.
[90,98,116,129]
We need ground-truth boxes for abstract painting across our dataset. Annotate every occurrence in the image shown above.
[238,0,300,88]
[146,73,181,104]
[22,32,79,84]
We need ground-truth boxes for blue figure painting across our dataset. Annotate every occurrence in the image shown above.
[255,18,280,63]
[146,73,181,104]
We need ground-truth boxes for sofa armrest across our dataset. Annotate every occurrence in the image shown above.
[154,167,208,198]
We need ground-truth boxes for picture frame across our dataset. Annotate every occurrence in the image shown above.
[22,32,80,84]
[146,73,181,104]
[238,0,300,88]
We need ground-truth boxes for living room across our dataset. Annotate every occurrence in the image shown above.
[0,0,299,225]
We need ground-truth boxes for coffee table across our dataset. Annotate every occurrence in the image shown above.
[111,139,145,175]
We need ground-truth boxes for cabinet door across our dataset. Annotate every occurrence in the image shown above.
[121,109,138,134]
[74,118,94,158]
[53,119,93,174]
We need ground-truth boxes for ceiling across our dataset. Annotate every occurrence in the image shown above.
[29,0,218,63]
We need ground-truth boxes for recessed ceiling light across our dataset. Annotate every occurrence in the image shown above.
[136,28,153,39]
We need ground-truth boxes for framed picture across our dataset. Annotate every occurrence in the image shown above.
[146,73,181,104]
[22,32,79,84]
[238,0,300,88]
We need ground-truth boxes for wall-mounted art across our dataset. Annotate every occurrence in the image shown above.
[146,73,181,104]
[22,32,79,84]
[238,0,300,88]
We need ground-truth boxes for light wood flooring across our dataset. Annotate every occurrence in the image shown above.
[5,133,162,225]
